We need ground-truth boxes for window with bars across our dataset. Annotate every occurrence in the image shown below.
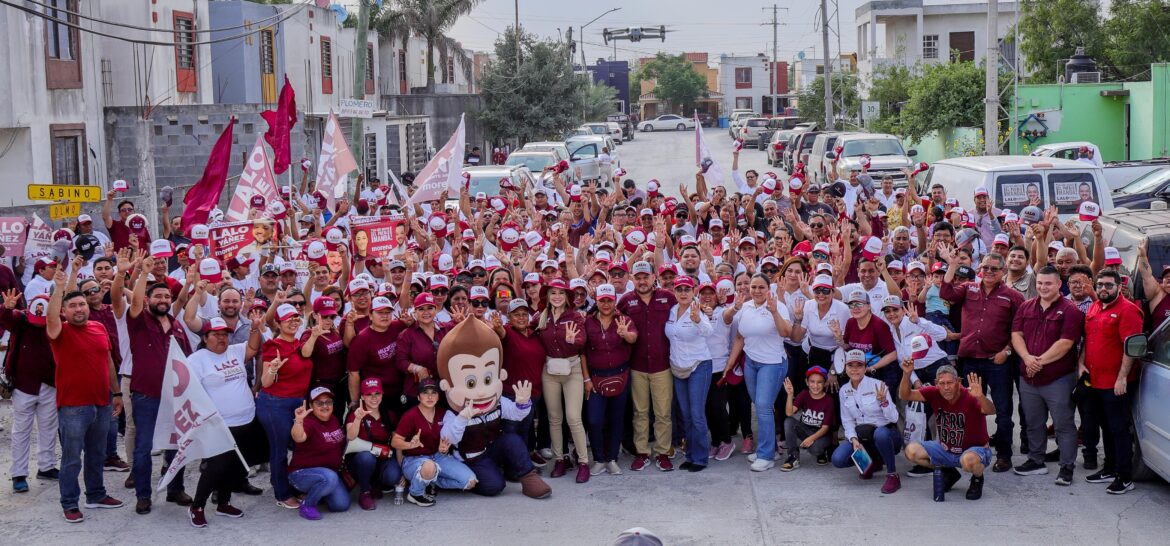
[365,43,375,94]
[321,37,333,94]
[365,133,378,181]
[44,0,81,89]
[923,34,939,60]
[398,50,407,94]
[446,57,455,84]
[50,125,86,185]
[173,12,197,92]
[261,30,275,75]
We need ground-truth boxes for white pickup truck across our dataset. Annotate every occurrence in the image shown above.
[1030,141,1170,190]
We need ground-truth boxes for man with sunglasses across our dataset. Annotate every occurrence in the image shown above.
[939,248,1024,473]
[102,191,150,252]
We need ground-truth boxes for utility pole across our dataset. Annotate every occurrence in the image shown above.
[515,0,521,67]
[984,0,999,155]
[762,5,788,116]
[820,0,834,129]
[350,0,370,179]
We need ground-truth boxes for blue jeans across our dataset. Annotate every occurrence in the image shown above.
[831,424,903,473]
[345,452,402,493]
[960,357,1014,458]
[585,371,629,463]
[288,467,351,513]
[744,356,787,461]
[131,393,183,500]
[58,404,112,510]
[925,311,958,355]
[674,360,712,466]
[106,411,119,460]
[402,454,477,496]
[920,441,993,469]
[465,432,534,496]
[256,391,303,501]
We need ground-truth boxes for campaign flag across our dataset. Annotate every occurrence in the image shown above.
[209,220,256,263]
[182,118,237,233]
[314,110,358,211]
[695,111,727,187]
[350,215,403,257]
[261,75,298,175]
[20,213,54,285]
[408,114,465,205]
[226,136,281,222]
[153,339,242,491]
[385,169,409,206]
[0,217,29,258]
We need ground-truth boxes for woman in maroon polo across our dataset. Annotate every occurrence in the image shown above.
[303,297,348,409]
[533,278,588,482]
[393,293,448,405]
[582,283,637,477]
[346,296,411,415]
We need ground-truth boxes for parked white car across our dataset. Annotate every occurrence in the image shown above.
[521,141,601,183]
[639,114,695,132]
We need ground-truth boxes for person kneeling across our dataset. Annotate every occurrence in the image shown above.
[899,361,996,501]
[393,378,478,507]
[831,350,903,494]
[288,388,351,520]
[780,367,834,470]
[346,378,403,510]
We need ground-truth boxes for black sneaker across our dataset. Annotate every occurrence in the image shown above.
[425,483,437,500]
[1013,460,1049,476]
[906,465,933,478]
[965,476,984,500]
[679,461,695,471]
[1106,478,1134,495]
[1085,470,1117,483]
[1044,449,1061,463]
[406,492,435,507]
[36,468,60,481]
[816,453,829,466]
[779,454,799,472]
[942,467,962,492]
[1083,453,1098,471]
[1055,465,1074,486]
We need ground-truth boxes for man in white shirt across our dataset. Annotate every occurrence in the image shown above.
[24,258,58,298]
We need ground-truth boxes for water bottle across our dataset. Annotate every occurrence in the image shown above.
[393,485,405,505]
[933,468,945,502]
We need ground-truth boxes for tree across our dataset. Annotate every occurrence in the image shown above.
[866,64,914,134]
[796,73,861,127]
[1017,0,1108,82]
[898,61,986,142]
[639,53,708,113]
[399,0,481,92]
[477,28,587,144]
[583,84,619,122]
[1103,0,1170,80]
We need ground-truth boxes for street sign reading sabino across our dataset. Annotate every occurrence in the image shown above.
[27,184,102,202]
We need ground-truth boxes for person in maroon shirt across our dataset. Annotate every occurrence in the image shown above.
[939,249,1023,472]
[125,256,192,513]
[532,278,589,482]
[491,299,548,463]
[394,293,448,401]
[583,284,638,476]
[2,291,58,492]
[344,378,402,510]
[839,290,899,394]
[1136,238,1170,330]
[288,388,350,520]
[901,362,996,501]
[101,191,150,252]
[1010,266,1085,483]
[346,296,411,413]
[392,377,477,506]
[617,261,677,472]
[303,297,349,410]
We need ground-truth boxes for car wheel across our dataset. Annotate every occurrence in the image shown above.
[676,123,686,131]
[642,125,653,132]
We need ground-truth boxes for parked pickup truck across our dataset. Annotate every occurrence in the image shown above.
[827,133,917,184]
[1030,141,1170,189]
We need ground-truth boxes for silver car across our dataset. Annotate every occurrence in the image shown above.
[450,165,537,209]
[523,141,601,183]
[639,114,695,132]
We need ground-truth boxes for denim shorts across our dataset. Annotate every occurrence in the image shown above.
[921,440,993,468]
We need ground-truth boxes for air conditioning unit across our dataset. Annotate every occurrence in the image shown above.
[1070,71,1101,84]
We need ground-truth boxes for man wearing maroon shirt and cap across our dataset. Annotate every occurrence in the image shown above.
[347,295,411,414]
[3,291,59,493]
[102,189,150,252]
[617,261,677,472]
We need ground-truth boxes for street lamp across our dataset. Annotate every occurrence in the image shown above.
[580,7,621,71]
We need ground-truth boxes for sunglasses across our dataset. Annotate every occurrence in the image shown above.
[288,300,306,307]
[119,207,134,213]
[470,300,489,307]
[761,268,778,275]
[847,302,868,309]
[813,287,832,295]
[472,271,488,278]
[83,287,102,295]
[809,223,824,229]
[1096,282,1117,289]
[812,252,829,260]
[611,270,627,277]
[980,265,1003,272]
[432,289,449,296]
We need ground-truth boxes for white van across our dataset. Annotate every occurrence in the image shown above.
[922,156,1114,217]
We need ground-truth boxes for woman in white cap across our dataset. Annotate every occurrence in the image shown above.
[534,278,590,483]
[288,387,350,520]
[790,274,851,391]
[664,276,714,472]
[832,349,903,494]
[256,302,314,510]
[723,273,794,471]
[697,280,736,461]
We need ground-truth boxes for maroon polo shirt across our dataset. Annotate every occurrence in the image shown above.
[126,310,192,399]
[940,280,1023,359]
[303,330,346,385]
[532,309,585,359]
[393,324,448,396]
[1,309,55,395]
[1011,296,1084,386]
[347,321,409,398]
[617,289,677,374]
[502,324,546,399]
[109,220,151,252]
[583,314,636,371]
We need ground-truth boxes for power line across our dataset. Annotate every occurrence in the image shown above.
[22,0,307,34]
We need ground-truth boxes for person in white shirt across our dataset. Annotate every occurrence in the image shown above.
[791,274,852,384]
[664,276,713,471]
[24,258,58,299]
[831,349,904,494]
[839,258,897,315]
[723,274,794,471]
[698,283,736,461]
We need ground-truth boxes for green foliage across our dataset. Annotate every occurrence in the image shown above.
[638,53,708,112]
[796,73,861,127]
[399,0,483,91]
[899,61,986,143]
[583,84,619,122]
[866,64,914,134]
[476,28,588,143]
[1103,0,1170,80]
[1016,0,1109,82]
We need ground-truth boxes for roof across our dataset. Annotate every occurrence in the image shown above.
[935,156,1101,172]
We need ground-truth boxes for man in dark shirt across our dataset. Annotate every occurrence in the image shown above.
[2,291,58,492]
[616,262,676,472]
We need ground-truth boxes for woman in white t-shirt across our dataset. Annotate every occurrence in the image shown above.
[790,274,851,391]
[186,315,267,527]
[723,274,794,472]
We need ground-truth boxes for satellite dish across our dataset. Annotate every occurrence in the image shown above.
[798,51,806,60]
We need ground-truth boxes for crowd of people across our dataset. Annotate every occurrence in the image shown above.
[1,143,1167,527]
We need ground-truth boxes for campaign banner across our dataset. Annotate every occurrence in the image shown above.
[209,220,256,263]
[315,110,358,211]
[409,113,465,205]
[350,215,403,258]
[996,177,1045,209]
[226,135,281,222]
[695,111,727,187]
[21,213,54,283]
[0,217,29,258]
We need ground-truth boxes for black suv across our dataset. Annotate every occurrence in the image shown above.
[607,114,634,141]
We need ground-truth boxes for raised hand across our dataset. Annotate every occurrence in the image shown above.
[690,300,701,322]
[875,383,888,404]
[901,357,915,375]
[564,321,580,344]
[458,401,477,420]
[783,377,794,396]
[968,372,983,396]
[514,380,532,406]
[2,288,21,309]
[407,431,424,450]
[266,350,287,374]
[352,404,369,422]
[616,315,631,337]
[293,401,310,421]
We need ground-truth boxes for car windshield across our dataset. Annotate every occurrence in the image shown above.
[746,119,769,127]
[467,175,504,197]
[505,154,555,172]
[586,125,607,134]
[842,139,905,157]
[1116,168,1170,195]
[569,143,599,159]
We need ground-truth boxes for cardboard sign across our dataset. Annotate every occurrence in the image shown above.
[350,215,403,258]
[209,220,256,263]
[0,217,28,257]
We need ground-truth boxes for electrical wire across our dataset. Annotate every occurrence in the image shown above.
[21,0,309,34]
[0,0,308,47]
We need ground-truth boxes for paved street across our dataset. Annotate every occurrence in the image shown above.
[1,129,1169,544]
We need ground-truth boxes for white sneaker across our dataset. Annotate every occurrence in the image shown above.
[606,461,622,475]
[590,461,607,476]
[539,448,554,461]
[746,452,782,463]
[750,458,775,472]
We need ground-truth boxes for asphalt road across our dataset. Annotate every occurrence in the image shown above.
[617,125,779,195]
[1,129,1168,544]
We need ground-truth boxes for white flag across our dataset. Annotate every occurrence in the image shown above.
[315,110,359,211]
[225,135,281,222]
[408,114,466,205]
[153,339,240,491]
[695,111,727,187]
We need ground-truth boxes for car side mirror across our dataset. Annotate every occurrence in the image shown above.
[825,152,836,160]
[907,149,918,157]
[1124,334,1149,358]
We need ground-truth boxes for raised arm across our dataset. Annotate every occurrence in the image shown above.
[45,269,67,340]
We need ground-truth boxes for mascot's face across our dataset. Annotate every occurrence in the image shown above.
[441,347,506,413]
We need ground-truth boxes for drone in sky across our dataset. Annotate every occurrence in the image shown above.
[602,26,669,44]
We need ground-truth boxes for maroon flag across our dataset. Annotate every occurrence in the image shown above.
[261,75,297,175]
[182,118,236,233]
